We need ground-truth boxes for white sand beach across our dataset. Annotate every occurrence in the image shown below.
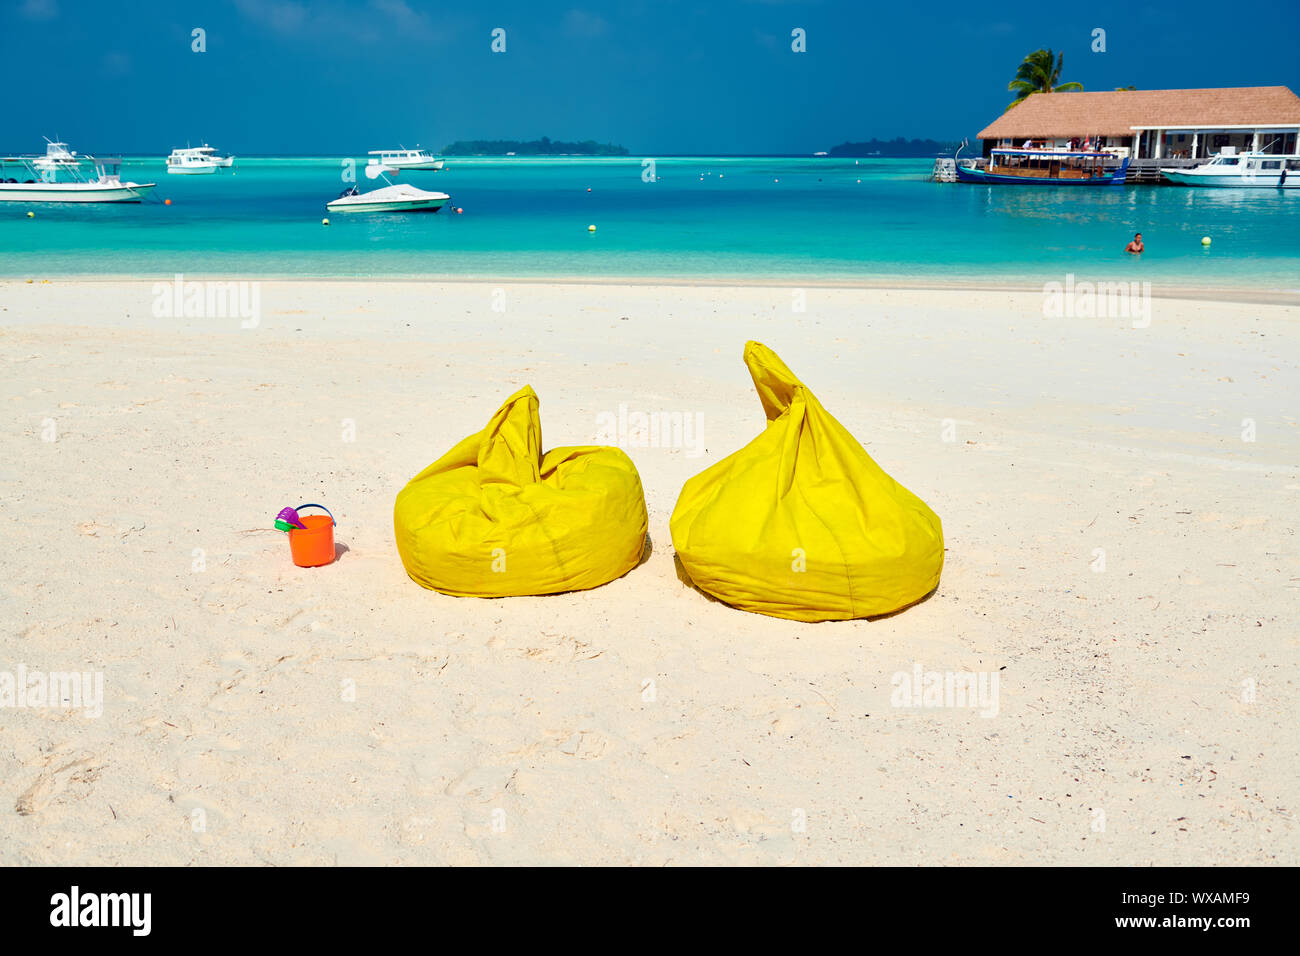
[1,278,1296,865]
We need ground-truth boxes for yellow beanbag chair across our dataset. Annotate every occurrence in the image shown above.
[670,342,943,622]
[394,385,648,597]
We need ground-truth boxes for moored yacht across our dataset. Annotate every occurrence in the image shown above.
[367,147,444,171]
[1160,149,1299,188]
[0,154,156,202]
[166,145,235,174]
[32,139,81,172]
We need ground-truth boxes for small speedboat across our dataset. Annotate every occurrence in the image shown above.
[327,163,450,212]
[327,183,450,212]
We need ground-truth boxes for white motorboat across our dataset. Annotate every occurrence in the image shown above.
[326,163,449,212]
[0,154,156,203]
[327,182,450,213]
[166,145,234,174]
[367,147,444,171]
[1161,148,1300,188]
[31,139,81,172]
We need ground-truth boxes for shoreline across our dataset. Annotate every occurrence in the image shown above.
[4,274,1296,306]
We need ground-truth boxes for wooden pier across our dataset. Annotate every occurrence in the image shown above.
[1125,157,1198,183]
[932,157,958,182]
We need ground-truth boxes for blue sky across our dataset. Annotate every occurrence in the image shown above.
[5,0,1298,154]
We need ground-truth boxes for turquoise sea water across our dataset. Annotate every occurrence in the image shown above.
[1,156,1297,289]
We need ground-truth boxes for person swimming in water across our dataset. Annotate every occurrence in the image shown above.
[1125,232,1144,254]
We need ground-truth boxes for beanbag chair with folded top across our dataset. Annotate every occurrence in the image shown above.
[669,341,943,622]
[394,385,648,597]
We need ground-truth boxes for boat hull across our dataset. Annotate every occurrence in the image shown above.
[326,198,448,213]
[0,181,157,203]
[956,162,1129,185]
[1160,169,1298,188]
[327,182,450,213]
[386,159,444,170]
[167,165,218,175]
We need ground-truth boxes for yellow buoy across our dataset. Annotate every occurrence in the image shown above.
[588,224,597,232]
[322,218,330,226]
[1201,236,1212,246]
[27,211,35,218]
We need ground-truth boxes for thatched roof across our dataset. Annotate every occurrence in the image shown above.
[978,86,1300,139]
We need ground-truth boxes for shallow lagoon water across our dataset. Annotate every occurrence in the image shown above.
[1,156,1296,289]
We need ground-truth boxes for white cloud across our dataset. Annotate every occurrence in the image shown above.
[563,9,609,39]
[370,0,428,32]
[102,51,132,76]
[231,0,432,42]
[19,0,58,20]
[233,0,309,34]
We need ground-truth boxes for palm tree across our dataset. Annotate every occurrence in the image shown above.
[1005,49,1083,111]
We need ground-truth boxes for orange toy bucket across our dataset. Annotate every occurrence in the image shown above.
[288,504,336,568]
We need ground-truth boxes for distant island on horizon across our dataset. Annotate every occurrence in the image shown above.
[442,137,629,156]
[828,137,963,157]
[436,135,959,158]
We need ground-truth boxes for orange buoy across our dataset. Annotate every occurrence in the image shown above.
[164,198,172,205]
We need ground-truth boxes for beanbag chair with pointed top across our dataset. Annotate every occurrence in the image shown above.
[394,385,648,597]
[669,342,943,622]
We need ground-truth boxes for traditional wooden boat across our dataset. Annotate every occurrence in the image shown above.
[956,147,1129,185]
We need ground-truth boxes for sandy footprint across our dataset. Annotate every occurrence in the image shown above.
[14,752,104,816]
